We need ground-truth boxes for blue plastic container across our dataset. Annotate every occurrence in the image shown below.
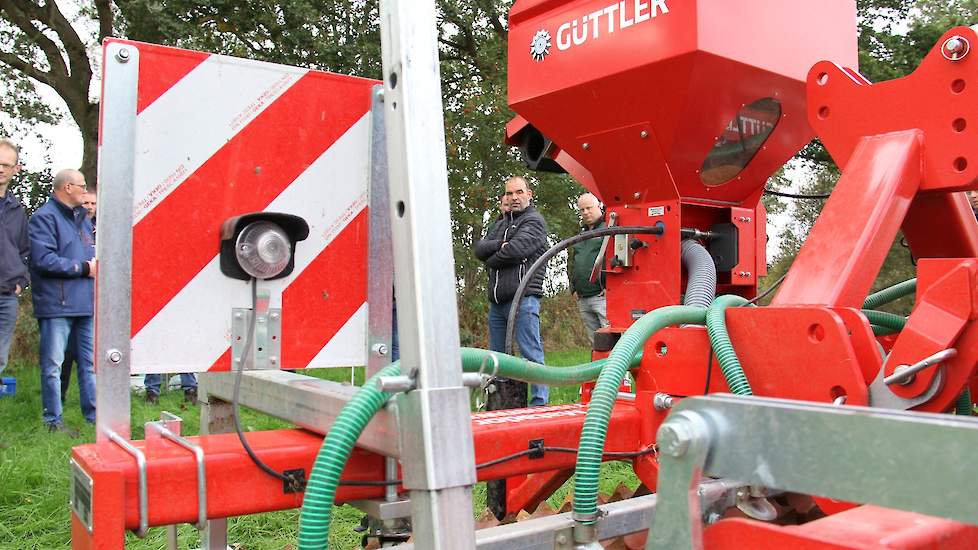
[0,377,15,397]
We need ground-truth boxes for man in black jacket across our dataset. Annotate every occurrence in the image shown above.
[0,139,29,379]
[475,176,549,406]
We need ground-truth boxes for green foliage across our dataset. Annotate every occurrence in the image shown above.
[769,0,978,301]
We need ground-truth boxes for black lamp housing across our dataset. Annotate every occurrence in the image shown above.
[219,212,310,281]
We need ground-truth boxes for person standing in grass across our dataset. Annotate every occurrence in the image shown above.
[569,193,609,345]
[474,176,549,407]
[28,169,96,434]
[60,190,97,404]
[0,139,29,379]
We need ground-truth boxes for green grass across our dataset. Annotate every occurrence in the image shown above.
[0,346,641,549]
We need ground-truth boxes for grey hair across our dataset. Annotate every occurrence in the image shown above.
[52,169,83,191]
[0,138,19,163]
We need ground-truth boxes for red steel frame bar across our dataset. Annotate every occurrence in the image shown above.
[71,402,642,548]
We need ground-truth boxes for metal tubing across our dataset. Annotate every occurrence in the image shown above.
[106,430,148,538]
[157,427,207,529]
[378,0,477,547]
[884,348,957,386]
[96,41,140,441]
[203,369,399,456]
[366,84,394,380]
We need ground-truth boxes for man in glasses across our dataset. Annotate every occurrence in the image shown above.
[28,168,96,434]
[0,139,29,383]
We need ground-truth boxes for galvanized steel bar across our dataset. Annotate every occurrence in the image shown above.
[378,0,477,547]
[96,41,139,442]
[202,369,399,456]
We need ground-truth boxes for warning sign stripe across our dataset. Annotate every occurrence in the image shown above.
[131,116,372,372]
[133,56,307,224]
[130,71,375,338]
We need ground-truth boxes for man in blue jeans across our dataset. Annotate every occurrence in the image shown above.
[474,176,549,406]
[0,140,29,380]
[29,168,96,434]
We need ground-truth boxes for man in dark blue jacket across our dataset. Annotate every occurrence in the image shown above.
[0,139,29,379]
[29,168,96,433]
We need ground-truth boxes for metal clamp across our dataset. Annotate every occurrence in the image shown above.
[474,353,500,411]
[884,348,956,386]
[146,412,207,530]
[590,212,617,283]
[106,429,149,538]
[477,353,500,378]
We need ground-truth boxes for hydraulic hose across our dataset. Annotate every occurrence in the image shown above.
[299,363,399,550]
[571,305,706,531]
[298,348,643,549]
[504,224,665,355]
[862,278,916,310]
[681,239,717,308]
[705,295,753,396]
[862,309,907,334]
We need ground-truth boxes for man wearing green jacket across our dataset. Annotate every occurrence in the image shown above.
[569,193,608,345]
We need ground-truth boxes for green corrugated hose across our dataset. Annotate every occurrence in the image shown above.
[705,295,753,396]
[862,278,916,309]
[298,363,398,550]
[571,306,706,525]
[300,277,923,547]
[297,348,644,550]
[956,388,973,416]
[862,309,907,335]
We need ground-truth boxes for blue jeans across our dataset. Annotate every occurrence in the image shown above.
[488,296,548,406]
[39,316,95,425]
[0,294,18,376]
[144,372,198,395]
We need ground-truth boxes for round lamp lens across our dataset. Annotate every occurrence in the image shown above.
[235,221,292,279]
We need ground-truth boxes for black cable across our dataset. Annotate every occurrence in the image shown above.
[746,272,788,305]
[704,348,714,395]
[232,278,306,492]
[763,188,831,199]
[338,445,659,486]
[504,224,666,355]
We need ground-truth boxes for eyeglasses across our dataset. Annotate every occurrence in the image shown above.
[69,182,88,191]
[0,163,17,170]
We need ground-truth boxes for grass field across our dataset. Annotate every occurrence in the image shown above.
[0,347,641,549]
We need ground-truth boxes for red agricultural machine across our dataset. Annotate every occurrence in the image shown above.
[70,1,978,549]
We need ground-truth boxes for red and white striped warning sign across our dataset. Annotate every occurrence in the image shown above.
[99,40,378,373]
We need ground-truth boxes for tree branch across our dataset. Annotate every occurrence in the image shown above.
[33,0,91,92]
[0,49,54,87]
[94,0,114,43]
[0,1,68,79]
[477,0,507,39]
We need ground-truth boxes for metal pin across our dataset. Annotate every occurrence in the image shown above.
[884,348,957,386]
[116,48,130,63]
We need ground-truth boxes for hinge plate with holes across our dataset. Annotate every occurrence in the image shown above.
[231,307,282,369]
[70,459,94,534]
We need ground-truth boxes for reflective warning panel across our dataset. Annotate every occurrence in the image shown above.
[98,39,378,373]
